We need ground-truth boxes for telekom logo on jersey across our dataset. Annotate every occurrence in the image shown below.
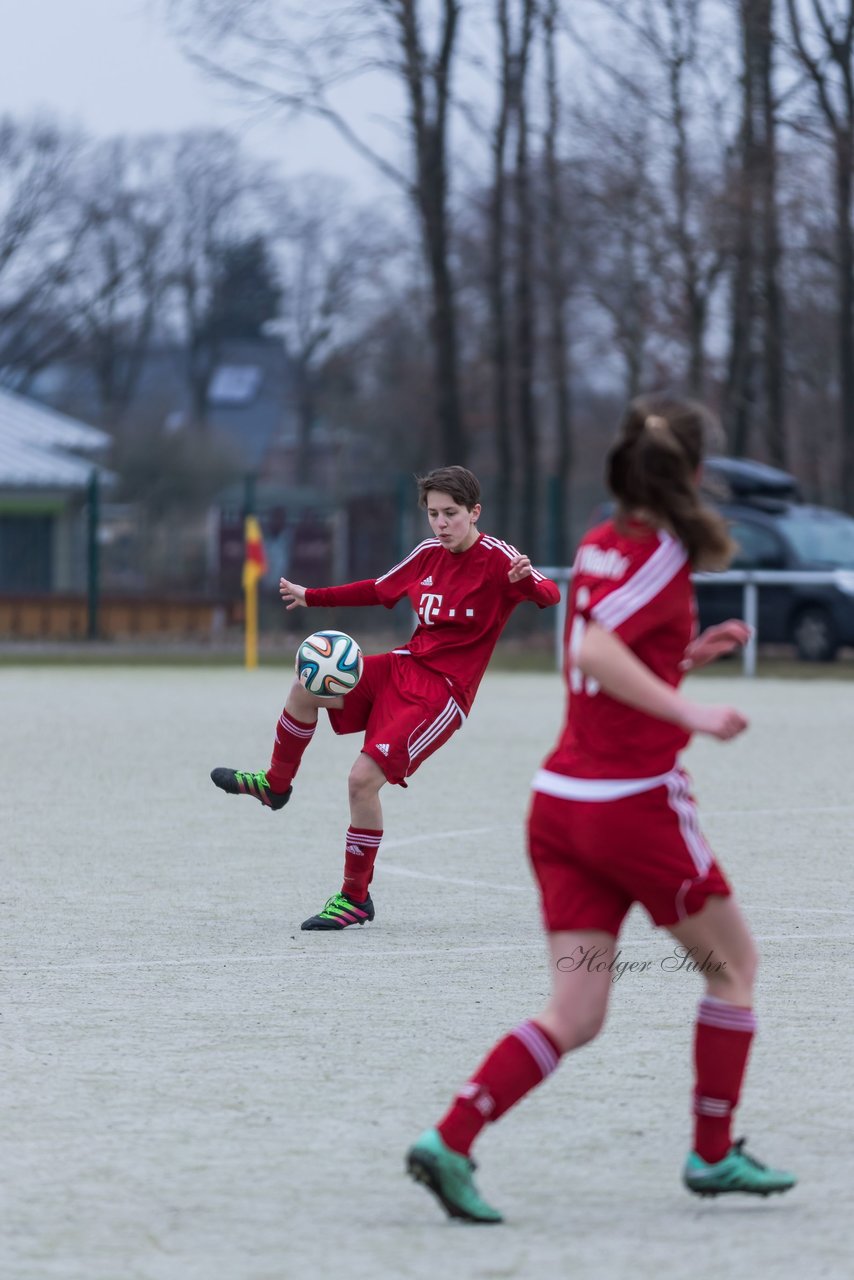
[418,593,444,624]
[417,592,476,625]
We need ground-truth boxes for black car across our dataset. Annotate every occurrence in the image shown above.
[695,457,854,661]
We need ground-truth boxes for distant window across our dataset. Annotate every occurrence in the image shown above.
[207,365,262,407]
[729,522,785,569]
[0,515,52,590]
[163,410,187,434]
[778,509,854,567]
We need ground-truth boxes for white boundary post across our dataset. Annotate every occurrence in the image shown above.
[538,566,845,675]
[743,581,758,676]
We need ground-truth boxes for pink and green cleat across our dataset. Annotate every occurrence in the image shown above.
[300,892,375,931]
[210,767,291,810]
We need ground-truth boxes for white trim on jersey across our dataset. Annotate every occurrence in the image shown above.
[532,766,677,802]
[591,532,687,632]
[480,535,547,582]
[374,539,442,585]
[407,698,461,764]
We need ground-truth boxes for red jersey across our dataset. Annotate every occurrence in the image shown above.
[541,519,695,782]
[304,534,560,714]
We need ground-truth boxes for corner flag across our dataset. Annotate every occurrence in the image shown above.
[243,515,267,669]
[242,515,267,590]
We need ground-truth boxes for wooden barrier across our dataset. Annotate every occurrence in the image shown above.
[0,594,227,640]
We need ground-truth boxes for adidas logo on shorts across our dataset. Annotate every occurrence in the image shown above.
[421,576,433,586]
[376,743,390,756]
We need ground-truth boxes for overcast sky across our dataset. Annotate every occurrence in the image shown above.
[0,0,385,197]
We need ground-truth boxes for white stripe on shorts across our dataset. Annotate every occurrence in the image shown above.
[665,772,712,877]
[407,699,460,764]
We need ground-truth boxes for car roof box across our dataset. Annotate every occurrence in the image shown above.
[702,456,801,503]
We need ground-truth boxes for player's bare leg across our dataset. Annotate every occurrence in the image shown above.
[536,929,616,1050]
[210,678,343,809]
[301,752,387,932]
[668,895,796,1197]
[408,930,614,1222]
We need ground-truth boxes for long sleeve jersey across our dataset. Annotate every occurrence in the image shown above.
[304,533,560,715]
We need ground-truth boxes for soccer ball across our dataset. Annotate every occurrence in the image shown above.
[295,630,364,697]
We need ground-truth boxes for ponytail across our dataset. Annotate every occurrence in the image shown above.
[606,396,734,570]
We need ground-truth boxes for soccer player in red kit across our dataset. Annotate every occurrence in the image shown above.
[407,399,796,1222]
[211,466,559,930]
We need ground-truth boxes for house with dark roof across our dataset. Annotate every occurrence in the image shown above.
[0,388,111,592]
[29,338,299,473]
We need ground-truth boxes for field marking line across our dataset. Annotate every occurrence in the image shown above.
[380,809,854,847]
[381,826,506,850]
[704,804,854,817]
[742,905,854,916]
[2,932,851,974]
[0,942,546,971]
[382,864,854,920]
[380,864,530,892]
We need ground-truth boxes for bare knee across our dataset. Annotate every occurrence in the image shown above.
[288,677,318,716]
[348,758,383,806]
[707,939,759,1004]
[539,1002,608,1054]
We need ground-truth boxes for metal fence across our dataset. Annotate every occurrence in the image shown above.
[537,568,851,676]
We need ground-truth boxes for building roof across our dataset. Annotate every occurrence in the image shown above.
[28,338,295,472]
[0,387,112,490]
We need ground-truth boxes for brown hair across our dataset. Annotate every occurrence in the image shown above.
[417,466,481,511]
[606,396,734,569]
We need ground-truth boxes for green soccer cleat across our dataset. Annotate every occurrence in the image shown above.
[406,1128,504,1223]
[300,892,375,931]
[683,1139,797,1198]
[210,767,292,810]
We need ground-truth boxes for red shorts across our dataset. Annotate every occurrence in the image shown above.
[527,768,731,935]
[327,652,464,786]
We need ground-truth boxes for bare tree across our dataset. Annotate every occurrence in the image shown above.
[63,137,171,427]
[574,0,731,396]
[487,0,515,535]
[168,0,468,463]
[724,0,786,464]
[577,107,666,396]
[267,177,391,484]
[158,129,268,426]
[541,0,574,562]
[511,0,540,556]
[0,115,83,385]
[785,0,854,508]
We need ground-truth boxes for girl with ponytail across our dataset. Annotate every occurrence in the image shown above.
[407,396,795,1222]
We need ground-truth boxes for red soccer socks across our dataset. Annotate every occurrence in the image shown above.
[267,709,316,792]
[692,995,756,1163]
[341,826,383,902]
[437,1020,563,1156]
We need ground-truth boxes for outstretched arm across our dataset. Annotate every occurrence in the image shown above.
[680,620,752,671]
[577,622,748,741]
[280,576,383,609]
[279,578,307,610]
[507,555,561,606]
